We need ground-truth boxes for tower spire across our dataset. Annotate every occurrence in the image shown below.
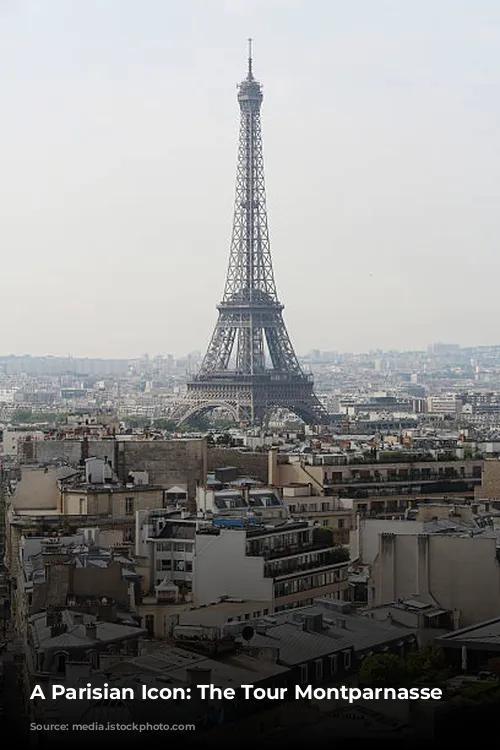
[247,37,253,79]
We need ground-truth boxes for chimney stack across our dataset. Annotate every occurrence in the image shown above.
[268,447,278,486]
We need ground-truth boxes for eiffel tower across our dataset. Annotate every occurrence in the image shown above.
[173,42,329,427]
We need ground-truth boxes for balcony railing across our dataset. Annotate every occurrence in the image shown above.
[265,548,350,579]
[324,473,480,486]
[246,540,340,560]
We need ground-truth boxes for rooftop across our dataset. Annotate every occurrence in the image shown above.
[108,643,288,687]
[436,617,500,649]
[232,599,415,665]
[29,610,146,650]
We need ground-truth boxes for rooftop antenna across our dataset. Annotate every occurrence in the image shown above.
[247,37,253,79]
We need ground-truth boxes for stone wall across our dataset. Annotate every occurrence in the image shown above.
[207,447,268,483]
[114,439,207,500]
[18,439,111,466]
[32,560,129,614]
[18,438,207,501]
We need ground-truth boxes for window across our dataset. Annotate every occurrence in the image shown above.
[300,664,308,683]
[156,559,171,571]
[344,651,351,670]
[55,652,67,673]
[315,659,323,680]
[145,614,154,638]
[125,497,134,515]
[338,519,344,529]
[263,609,269,616]
[329,655,338,675]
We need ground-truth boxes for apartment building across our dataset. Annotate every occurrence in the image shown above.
[194,519,349,612]
[369,529,500,628]
[280,483,352,544]
[271,449,483,515]
[197,483,288,521]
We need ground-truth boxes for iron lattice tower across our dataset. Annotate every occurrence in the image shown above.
[173,42,329,427]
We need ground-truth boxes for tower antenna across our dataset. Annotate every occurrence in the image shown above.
[247,37,253,79]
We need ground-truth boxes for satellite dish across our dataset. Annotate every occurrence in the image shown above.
[242,625,254,642]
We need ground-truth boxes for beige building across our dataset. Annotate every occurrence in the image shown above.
[369,531,500,628]
[475,458,500,506]
[60,485,164,518]
[280,483,352,545]
[269,449,483,515]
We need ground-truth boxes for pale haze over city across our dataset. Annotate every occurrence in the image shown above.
[1,0,500,357]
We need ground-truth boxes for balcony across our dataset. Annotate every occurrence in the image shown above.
[265,547,349,579]
[324,472,481,486]
[247,540,339,561]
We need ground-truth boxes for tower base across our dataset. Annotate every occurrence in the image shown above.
[171,372,329,427]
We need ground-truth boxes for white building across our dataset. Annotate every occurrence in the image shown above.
[426,394,463,415]
[136,511,349,613]
[194,519,349,611]
[359,518,500,628]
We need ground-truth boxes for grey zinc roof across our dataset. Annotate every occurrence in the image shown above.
[29,610,146,649]
[241,623,349,665]
[108,644,287,687]
[238,605,415,665]
[437,617,500,648]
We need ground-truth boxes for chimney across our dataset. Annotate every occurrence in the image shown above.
[302,614,323,633]
[47,609,62,628]
[85,623,97,640]
[337,618,347,629]
[268,447,278,486]
[186,667,212,687]
[51,623,68,638]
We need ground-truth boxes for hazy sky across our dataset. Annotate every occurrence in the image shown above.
[1,0,500,358]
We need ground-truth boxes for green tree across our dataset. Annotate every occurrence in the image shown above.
[312,527,334,547]
[153,418,177,431]
[406,645,446,681]
[125,415,150,428]
[11,410,33,423]
[358,653,409,688]
[486,657,500,677]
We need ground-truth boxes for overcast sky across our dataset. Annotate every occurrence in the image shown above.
[1,0,500,358]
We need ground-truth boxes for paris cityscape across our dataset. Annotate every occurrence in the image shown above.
[2,0,500,745]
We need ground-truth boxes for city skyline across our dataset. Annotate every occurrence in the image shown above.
[0,340,498,362]
[2,1,500,357]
